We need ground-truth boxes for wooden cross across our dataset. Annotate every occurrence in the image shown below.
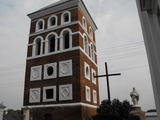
[94,62,121,103]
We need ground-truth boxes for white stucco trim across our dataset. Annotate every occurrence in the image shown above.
[27,46,79,60]
[27,46,97,66]
[29,21,79,37]
[23,102,98,109]
[29,21,96,46]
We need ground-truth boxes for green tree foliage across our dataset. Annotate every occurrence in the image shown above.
[3,109,21,120]
[92,99,132,120]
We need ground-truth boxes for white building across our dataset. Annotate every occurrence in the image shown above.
[136,0,160,118]
[146,110,160,120]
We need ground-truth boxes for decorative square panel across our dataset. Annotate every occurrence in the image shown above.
[59,60,72,77]
[92,69,96,84]
[44,63,57,79]
[84,62,90,80]
[30,65,42,81]
[59,84,72,101]
[43,86,56,102]
[29,88,41,103]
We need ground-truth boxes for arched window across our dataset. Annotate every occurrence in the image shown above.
[35,39,41,55]
[83,34,89,54]
[48,35,56,52]
[48,15,57,28]
[60,29,72,50]
[45,32,58,53]
[63,31,70,49]
[33,37,43,56]
[89,27,93,39]
[82,16,87,30]
[61,11,71,24]
[36,19,45,32]
[90,43,94,60]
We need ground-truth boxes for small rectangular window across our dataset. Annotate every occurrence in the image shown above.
[43,86,56,102]
[46,89,54,99]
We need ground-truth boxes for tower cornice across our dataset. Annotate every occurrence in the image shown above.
[28,0,98,31]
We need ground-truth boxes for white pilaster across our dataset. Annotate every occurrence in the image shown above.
[136,0,160,118]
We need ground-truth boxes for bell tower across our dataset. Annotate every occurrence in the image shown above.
[23,0,99,120]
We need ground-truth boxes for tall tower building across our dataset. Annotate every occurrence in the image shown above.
[23,0,99,120]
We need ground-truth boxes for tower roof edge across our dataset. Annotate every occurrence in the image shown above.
[27,0,98,30]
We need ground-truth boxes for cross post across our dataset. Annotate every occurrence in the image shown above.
[94,62,121,103]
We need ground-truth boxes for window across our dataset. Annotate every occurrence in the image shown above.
[36,19,45,32]
[35,39,41,55]
[83,34,89,54]
[61,11,71,24]
[82,16,87,30]
[47,67,54,76]
[93,90,97,104]
[84,62,90,80]
[60,29,72,50]
[48,34,56,52]
[92,69,96,84]
[43,86,56,102]
[33,37,43,56]
[85,86,91,102]
[90,43,94,60]
[89,27,93,39]
[48,15,57,28]
[45,33,58,53]
[44,63,57,79]
[63,31,70,49]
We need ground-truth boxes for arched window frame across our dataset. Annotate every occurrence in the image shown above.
[61,11,71,25]
[60,28,72,50]
[45,32,58,53]
[48,15,57,28]
[90,43,95,60]
[82,16,87,31]
[89,26,93,39]
[83,34,89,55]
[32,36,44,56]
[36,19,45,32]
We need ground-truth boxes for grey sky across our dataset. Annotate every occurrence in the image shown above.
[0,0,155,111]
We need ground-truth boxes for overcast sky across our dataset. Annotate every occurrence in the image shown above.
[0,0,155,111]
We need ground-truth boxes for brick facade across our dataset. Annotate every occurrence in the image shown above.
[23,0,99,120]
